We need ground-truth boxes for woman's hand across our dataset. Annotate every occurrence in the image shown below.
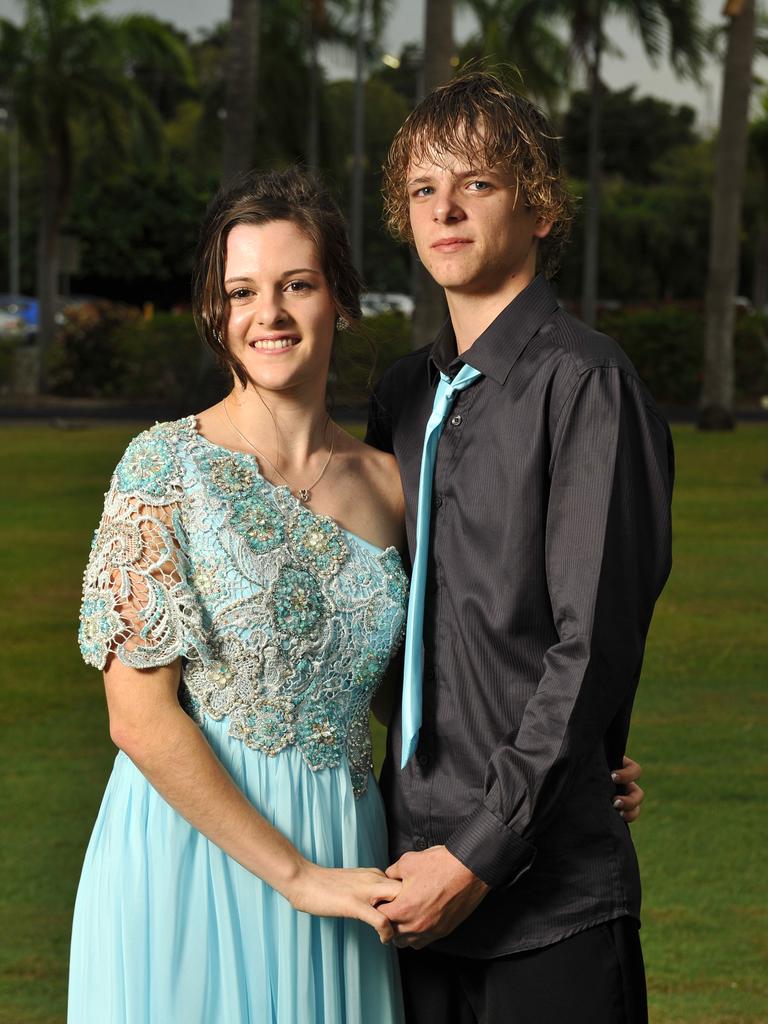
[287,863,403,944]
[611,755,644,823]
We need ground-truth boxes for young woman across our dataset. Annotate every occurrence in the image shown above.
[69,169,409,1023]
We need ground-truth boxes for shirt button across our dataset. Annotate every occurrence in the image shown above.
[414,836,428,851]
[433,494,443,509]
[417,750,431,768]
[450,413,463,427]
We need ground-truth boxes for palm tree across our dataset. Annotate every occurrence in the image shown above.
[532,0,703,324]
[222,0,261,182]
[302,0,391,174]
[0,0,191,382]
[699,0,757,430]
[458,0,570,112]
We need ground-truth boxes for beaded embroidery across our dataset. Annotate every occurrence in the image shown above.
[78,417,408,797]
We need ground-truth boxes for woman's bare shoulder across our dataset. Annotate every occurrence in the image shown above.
[333,428,404,548]
[338,430,401,496]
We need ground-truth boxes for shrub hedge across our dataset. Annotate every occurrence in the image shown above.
[598,306,768,404]
[5,299,765,410]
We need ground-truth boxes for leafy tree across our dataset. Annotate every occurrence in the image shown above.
[69,161,209,307]
[0,0,192,382]
[559,140,713,303]
[562,84,697,183]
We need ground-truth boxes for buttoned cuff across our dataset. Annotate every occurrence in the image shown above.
[445,805,536,888]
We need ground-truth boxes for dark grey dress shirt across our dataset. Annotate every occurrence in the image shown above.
[366,275,674,958]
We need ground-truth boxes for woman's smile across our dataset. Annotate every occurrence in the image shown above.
[248,333,301,353]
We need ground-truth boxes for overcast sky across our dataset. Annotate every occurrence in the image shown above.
[0,0,763,132]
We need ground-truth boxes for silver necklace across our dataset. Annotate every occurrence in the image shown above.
[222,399,335,504]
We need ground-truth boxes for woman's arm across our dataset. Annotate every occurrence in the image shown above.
[104,655,401,941]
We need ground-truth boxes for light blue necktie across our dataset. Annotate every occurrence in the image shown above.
[400,362,483,768]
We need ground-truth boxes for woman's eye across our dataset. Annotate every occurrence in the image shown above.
[228,287,252,301]
[286,280,312,293]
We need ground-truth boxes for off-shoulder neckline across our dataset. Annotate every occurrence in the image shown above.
[182,415,398,560]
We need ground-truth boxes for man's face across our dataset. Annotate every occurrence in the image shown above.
[406,149,552,297]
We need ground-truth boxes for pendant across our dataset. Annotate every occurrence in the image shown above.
[297,488,311,503]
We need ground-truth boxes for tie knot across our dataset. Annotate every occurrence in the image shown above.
[441,363,483,391]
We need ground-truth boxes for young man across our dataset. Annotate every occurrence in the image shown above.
[366,73,674,1024]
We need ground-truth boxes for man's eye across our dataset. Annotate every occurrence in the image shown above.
[468,180,491,191]
[412,186,434,198]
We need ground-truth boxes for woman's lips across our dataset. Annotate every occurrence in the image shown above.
[248,336,300,352]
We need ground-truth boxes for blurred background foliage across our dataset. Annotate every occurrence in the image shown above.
[0,0,766,411]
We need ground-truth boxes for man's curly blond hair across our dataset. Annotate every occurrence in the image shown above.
[383,71,574,277]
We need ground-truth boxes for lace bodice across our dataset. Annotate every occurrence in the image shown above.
[78,417,408,797]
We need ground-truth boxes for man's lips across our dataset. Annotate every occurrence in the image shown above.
[430,237,473,253]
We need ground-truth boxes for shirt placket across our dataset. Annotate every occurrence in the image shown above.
[410,384,475,850]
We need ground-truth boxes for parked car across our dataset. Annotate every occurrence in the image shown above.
[0,294,38,337]
[360,292,414,318]
[0,308,25,336]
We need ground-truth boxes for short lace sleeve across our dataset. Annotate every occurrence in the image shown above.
[78,427,210,671]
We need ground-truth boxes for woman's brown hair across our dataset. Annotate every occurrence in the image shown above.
[383,71,575,277]
[193,168,362,388]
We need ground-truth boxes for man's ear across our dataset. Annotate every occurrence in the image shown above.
[533,216,554,240]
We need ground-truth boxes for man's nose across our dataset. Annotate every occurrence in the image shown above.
[432,189,465,223]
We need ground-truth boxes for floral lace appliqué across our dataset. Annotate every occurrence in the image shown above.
[79,417,408,798]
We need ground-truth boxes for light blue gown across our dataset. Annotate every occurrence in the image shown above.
[69,416,408,1024]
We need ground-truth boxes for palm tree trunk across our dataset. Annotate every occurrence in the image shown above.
[350,0,367,273]
[581,11,603,328]
[306,1,320,172]
[699,0,756,430]
[423,0,454,94]
[411,0,453,349]
[222,0,261,183]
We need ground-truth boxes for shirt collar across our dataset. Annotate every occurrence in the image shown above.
[428,275,560,386]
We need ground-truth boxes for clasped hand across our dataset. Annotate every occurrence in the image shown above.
[377,845,489,949]
[288,863,403,944]
[372,756,645,949]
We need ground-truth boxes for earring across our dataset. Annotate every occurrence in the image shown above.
[335,315,350,332]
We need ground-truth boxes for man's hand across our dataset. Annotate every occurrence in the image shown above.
[378,845,489,949]
[612,755,644,823]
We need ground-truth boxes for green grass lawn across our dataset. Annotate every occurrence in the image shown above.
[1,420,766,1023]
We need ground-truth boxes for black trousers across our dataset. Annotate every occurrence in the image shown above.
[398,917,648,1024]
